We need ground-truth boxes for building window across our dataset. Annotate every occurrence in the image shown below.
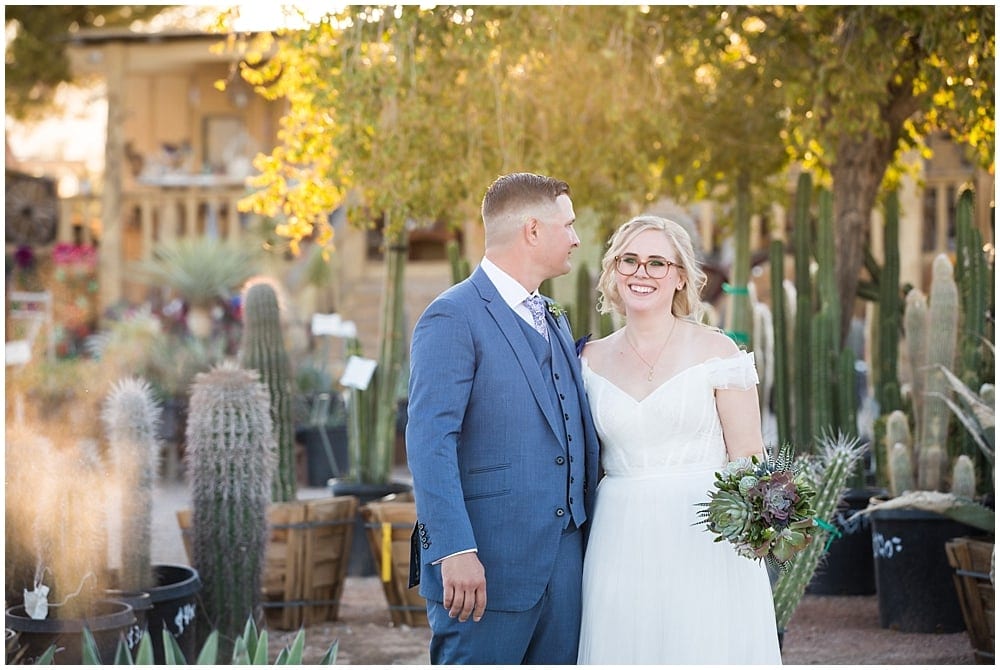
[921,187,938,252]
[364,216,461,262]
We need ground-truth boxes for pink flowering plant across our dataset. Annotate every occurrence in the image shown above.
[696,442,818,571]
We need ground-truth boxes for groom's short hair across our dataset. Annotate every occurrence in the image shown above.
[481,173,570,239]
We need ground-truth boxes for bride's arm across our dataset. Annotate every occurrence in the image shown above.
[717,386,766,461]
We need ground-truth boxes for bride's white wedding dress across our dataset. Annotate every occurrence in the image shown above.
[577,351,782,665]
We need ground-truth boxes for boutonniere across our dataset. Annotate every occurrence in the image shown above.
[547,301,567,318]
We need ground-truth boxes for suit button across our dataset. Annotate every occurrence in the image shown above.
[559,393,565,400]
[418,523,426,530]
[555,456,565,465]
[570,477,575,483]
[422,542,430,549]
[564,413,569,420]
[567,435,573,441]
[569,497,575,504]
[555,508,566,517]
[554,373,560,380]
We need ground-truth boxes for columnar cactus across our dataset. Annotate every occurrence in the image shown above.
[791,172,813,450]
[951,455,977,499]
[921,254,959,461]
[238,278,296,503]
[573,260,593,338]
[101,377,162,592]
[185,362,275,657]
[904,289,929,433]
[888,442,915,496]
[772,432,866,630]
[875,191,903,415]
[769,240,791,446]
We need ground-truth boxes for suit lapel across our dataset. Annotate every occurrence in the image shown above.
[472,270,563,443]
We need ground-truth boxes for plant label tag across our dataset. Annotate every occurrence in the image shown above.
[24,584,49,620]
[311,313,357,338]
[340,355,377,390]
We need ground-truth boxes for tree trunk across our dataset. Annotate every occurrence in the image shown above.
[831,131,894,344]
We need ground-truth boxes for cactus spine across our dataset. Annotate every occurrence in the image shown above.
[769,240,791,446]
[102,377,162,592]
[186,362,275,656]
[772,433,866,630]
[238,278,296,503]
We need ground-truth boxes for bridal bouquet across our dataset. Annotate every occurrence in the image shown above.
[696,443,818,571]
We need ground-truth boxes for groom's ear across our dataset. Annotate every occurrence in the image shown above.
[523,216,541,245]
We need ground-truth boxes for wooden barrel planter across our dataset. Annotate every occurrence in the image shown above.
[945,536,995,664]
[362,495,429,627]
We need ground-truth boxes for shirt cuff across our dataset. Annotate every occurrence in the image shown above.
[431,548,477,565]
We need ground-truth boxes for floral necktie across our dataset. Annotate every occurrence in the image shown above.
[524,295,549,341]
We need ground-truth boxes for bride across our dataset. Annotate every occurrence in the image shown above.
[577,215,782,665]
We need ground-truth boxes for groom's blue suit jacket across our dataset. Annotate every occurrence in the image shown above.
[406,267,601,612]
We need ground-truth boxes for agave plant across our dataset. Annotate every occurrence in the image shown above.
[68,616,338,665]
[132,238,260,338]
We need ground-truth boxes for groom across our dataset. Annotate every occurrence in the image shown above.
[405,172,601,664]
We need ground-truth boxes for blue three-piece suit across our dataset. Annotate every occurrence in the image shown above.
[406,266,601,664]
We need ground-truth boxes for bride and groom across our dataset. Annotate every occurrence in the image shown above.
[406,172,782,665]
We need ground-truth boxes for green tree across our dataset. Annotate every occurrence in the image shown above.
[5,6,170,119]
[728,6,994,341]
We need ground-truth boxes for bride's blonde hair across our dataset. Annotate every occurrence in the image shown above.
[596,215,707,321]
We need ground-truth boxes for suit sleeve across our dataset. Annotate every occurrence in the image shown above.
[405,298,478,564]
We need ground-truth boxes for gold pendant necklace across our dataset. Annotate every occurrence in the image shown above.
[625,318,678,382]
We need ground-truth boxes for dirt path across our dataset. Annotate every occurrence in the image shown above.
[154,482,978,665]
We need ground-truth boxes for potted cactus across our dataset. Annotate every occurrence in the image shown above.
[862,252,995,634]
[102,377,203,663]
[185,361,276,659]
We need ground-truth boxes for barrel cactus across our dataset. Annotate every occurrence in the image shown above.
[101,377,162,592]
[238,277,296,503]
[185,362,275,657]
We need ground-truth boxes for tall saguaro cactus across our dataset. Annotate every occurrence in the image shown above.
[238,278,296,502]
[101,377,162,592]
[185,362,275,657]
[791,172,813,449]
[769,240,791,446]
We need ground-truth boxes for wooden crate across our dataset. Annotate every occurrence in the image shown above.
[361,499,429,627]
[176,495,358,631]
[945,536,995,664]
[262,501,308,630]
[299,496,357,626]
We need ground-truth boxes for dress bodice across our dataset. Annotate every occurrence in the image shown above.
[581,351,758,477]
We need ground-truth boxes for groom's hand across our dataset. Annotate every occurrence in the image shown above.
[440,553,487,622]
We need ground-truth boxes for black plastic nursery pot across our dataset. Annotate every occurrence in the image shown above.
[4,598,136,665]
[807,487,887,596]
[147,564,201,664]
[329,479,413,576]
[870,507,977,633]
[104,588,152,656]
[297,425,349,487]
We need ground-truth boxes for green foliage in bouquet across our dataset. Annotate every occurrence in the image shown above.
[696,442,819,572]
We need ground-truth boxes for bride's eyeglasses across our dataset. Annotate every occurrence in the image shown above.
[614,254,682,279]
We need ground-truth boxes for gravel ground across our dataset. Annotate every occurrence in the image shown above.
[153,481,980,665]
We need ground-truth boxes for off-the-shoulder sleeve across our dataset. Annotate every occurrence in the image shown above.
[707,351,759,390]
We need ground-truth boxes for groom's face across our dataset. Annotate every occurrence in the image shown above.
[535,193,580,279]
